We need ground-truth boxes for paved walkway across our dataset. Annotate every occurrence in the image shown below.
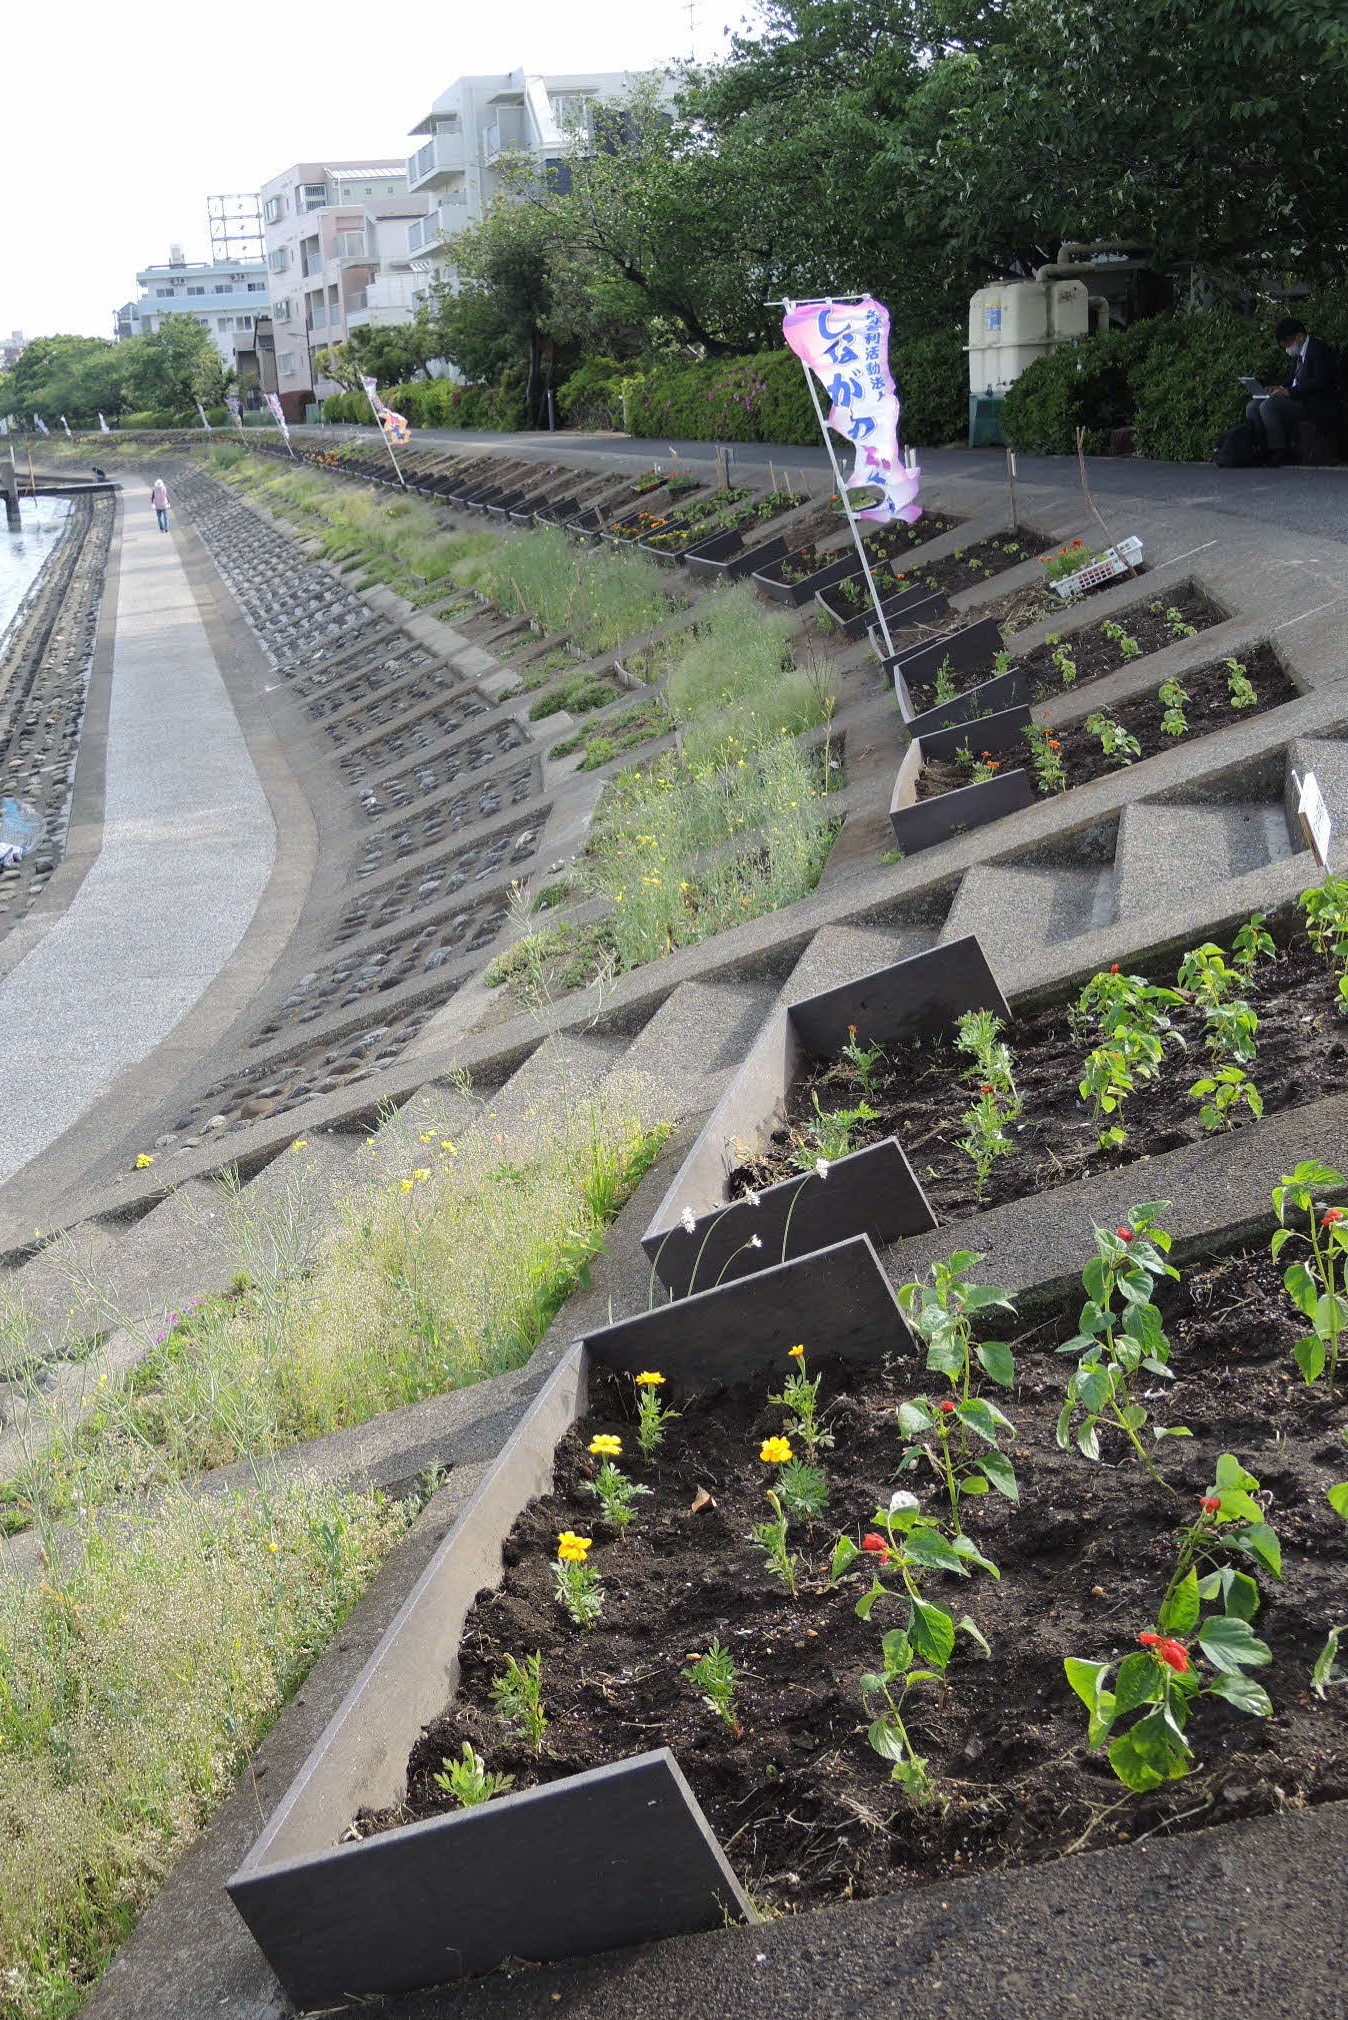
[0,498,275,1184]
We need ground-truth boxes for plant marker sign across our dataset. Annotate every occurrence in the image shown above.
[1294,769,1334,869]
[781,297,920,526]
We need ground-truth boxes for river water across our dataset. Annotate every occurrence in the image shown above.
[0,495,72,651]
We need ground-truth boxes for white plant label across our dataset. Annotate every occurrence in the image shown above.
[1297,771,1333,868]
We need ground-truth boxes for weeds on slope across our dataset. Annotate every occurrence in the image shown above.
[0,1478,411,2020]
[454,525,674,655]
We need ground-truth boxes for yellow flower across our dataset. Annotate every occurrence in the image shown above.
[268,1542,279,1554]
[400,1178,415,1193]
[291,1139,308,1152]
[635,1371,665,1388]
[589,1434,622,1458]
[788,1344,805,1361]
[441,1139,457,1154]
[413,1167,432,1183]
[760,1436,794,1465]
[556,1531,593,1564]
[134,1153,154,1169]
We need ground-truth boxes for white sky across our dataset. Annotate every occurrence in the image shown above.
[1,0,750,342]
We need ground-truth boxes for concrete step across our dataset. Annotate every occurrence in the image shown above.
[602,978,778,1124]
[482,1031,630,1137]
[939,862,1116,975]
[1114,799,1295,917]
[0,1220,122,1371]
[350,1080,484,1190]
[780,920,937,1008]
[1285,737,1348,873]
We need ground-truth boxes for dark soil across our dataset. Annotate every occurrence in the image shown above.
[769,514,965,586]
[731,924,1348,1226]
[906,587,1223,709]
[912,645,1294,804]
[833,529,1050,613]
[358,1241,1348,1913]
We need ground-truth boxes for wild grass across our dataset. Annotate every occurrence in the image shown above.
[3,1105,667,1523]
[0,1478,412,2020]
[665,585,834,761]
[454,526,674,654]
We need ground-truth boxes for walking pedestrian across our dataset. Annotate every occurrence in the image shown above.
[150,478,170,533]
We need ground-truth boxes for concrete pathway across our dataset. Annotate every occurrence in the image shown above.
[0,498,274,1184]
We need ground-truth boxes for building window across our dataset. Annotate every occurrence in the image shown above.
[154,286,173,297]
[185,285,205,295]
[268,248,288,271]
[263,194,285,223]
[299,181,328,211]
[247,281,266,292]
[235,316,253,331]
[271,298,291,322]
[278,351,296,375]
[217,316,231,329]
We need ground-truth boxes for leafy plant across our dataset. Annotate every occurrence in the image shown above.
[684,1639,741,1733]
[770,1343,833,1463]
[1271,1163,1348,1387]
[490,1652,547,1753]
[1024,721,1068,793]
[776,1457,830,1522]
[1056,1205,1188,1484]
[584,1436,652,1532]
[1085,710,1142,765]
[1166,606,1197,640]
[790,1092,878,1170]
[1178,940,1262,1129]
[1077,966,1185,1148]
[1313,1479,1348,1696]
[1102,619,1141,659]
[1225,657,1258,708]
[838,1023,887,1094]
[1299,877,1348,1014]
[1158,677,1189,736]
[633,1370,678,1457]
[895,1253,1018,1529]
[1231,911,1275,978]
[932,658,958,704]
[1066,1460,1279,1790]
[1052,644,1079,687]
[750,1488,797,1594]
[433,1742,515,1807]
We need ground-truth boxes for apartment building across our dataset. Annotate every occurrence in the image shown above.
[259,162,430,417]
[396,70,647,290]
[113,247,269,366]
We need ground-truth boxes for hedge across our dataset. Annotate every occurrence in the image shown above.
[322,377,526,430]
[612,327,968,449]
[1001,297,1348,462]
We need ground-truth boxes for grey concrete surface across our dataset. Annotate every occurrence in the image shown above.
[0,491,275,1182]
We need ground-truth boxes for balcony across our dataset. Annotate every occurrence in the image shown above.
[406,127,466,192]
[405,195,472,256]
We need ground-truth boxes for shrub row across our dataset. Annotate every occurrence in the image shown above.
[1000,295,1348,462]
[323,377,526,431]
[607,329,968,450]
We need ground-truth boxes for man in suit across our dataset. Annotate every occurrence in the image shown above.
[1246,319,1339,463]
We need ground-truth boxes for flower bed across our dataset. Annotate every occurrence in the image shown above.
[817,532,1045,640]
[359,1223,1348,1920]
[892,645,1295,855]
[731,897,1348,1228]
[752,514,966,606]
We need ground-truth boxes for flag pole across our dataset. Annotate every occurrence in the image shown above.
[783,298,895,657]
[361,380,408,489]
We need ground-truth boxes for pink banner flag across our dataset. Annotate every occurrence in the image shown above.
[264,392,290,440]
[361,376,411,445]
[781,297,921,525]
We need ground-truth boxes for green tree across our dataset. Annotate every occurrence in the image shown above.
[125,314,218,415]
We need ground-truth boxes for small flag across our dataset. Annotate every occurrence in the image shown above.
[781,297,921,525]
[98,412,111,434]
[33,415,49,436]
[361,375,411,446]
[264,392,290,441]
[226,396,243,430]
[195,400,213,434]
[59,415,73,438]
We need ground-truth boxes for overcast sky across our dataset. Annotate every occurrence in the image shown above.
[1,0,749,343]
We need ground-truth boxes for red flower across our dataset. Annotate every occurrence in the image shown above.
[1201,1495,1221,1514]
[980,1083,995,1095]
[1116,1228,1134,1244]
[861,1533,890,1562]
[1323,1208,1345,1227]
[1138,1632,1190,1675]
[939,1399,956,1415]
[1109,964,1121,975]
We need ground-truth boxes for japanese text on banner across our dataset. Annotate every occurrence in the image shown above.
[781,298,921,525]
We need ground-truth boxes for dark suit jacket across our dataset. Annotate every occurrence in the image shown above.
[1286,335,1339,430]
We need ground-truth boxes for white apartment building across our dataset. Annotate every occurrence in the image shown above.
[396,71,647,290]
[114,247,269,367]
[259,162,430,416]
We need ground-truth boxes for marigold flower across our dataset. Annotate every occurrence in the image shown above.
[1138,1631,1189,1674]
[861,1532,890,1561]
[557,1531,593,1564]
[589,1434,622,1458]
[1201,1495,1221,1514]
[635,1371,665,1388]
[980,1083,995,1095]
[760,1436,794,1465]
[788,1344,805,1361]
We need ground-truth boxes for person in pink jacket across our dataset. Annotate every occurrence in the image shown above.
[150,478,169,532]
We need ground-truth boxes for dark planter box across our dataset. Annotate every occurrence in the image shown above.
[816,578,948,643]
[509,492,561,526]
[532,495,579,526]
[641,937,1009,1297]
[882,617,1005,690]
[486,490,529,520]
[566,506,607,539]
[889,705,1036,855]
[751,546,857,606]
[896,664,1030,741]
[686,531,789,583]
[227,1240,912,2008]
